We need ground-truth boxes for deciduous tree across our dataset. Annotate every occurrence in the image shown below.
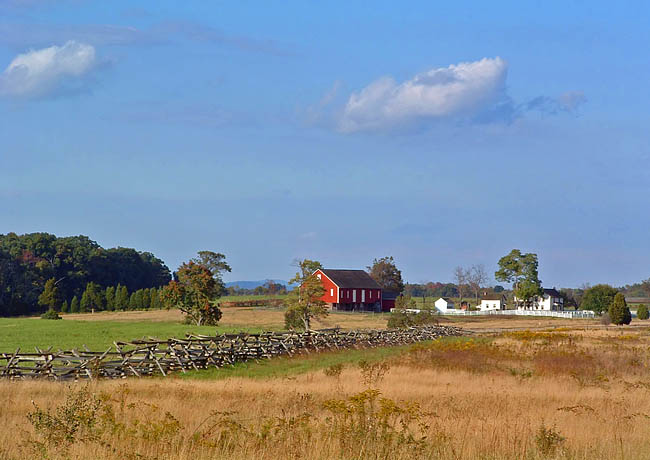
[190,251,232,295]
[367,256,404,294]
[161,260,224,326]
[636,304,649,320]
[495,249,543,308]
[580,284,618,315]
[467,264,489,306]
[453,266,469,306]
[284,272,327,330]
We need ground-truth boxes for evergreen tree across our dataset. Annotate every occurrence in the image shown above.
[105,286,116,311]
[60,300,69,313]
[80,290,90,313]
[70,295,80,313]
[37,278,62,312]
[609,293,632,325]
[142,288,151,309]
[114,284,128,310]
[637,304,649,320]
[81,282,104,312]
[134,289,144,309]
[129,292,138,310]
[150,289,160,309]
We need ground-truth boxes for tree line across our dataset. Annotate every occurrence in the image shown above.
[39,279,164,313]
[0,232,171,316]
[225,281,288,296]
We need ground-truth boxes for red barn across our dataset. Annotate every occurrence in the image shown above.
[313,269,385,312]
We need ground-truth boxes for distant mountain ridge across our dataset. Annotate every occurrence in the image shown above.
[225,280,289,290]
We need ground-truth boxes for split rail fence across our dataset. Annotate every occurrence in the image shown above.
[0,325,461,381]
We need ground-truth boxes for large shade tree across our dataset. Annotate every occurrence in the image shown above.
[367,256,404,294]
[162,252,230,326]
[580,284,618,315]
[495,249,543,309]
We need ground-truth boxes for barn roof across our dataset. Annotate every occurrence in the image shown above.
[625,297,650,304]
[319,269,381,289]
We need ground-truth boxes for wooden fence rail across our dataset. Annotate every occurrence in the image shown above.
[0,325,462,381]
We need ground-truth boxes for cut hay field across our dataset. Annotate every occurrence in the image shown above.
[4,327,650,459]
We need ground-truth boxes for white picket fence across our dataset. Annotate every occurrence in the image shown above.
[391,308,596,319]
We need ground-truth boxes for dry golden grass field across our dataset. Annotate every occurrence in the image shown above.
[4,323,650,459]
[64,306,605,332]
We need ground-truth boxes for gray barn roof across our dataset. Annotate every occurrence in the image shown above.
[319,269,381,289]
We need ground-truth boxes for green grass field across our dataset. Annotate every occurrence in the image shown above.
[0,317,263,353]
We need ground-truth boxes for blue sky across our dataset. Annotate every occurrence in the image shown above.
[1,1,649,287]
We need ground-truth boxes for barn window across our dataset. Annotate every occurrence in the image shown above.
[330,288,334,296]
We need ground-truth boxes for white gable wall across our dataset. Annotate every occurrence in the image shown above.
[434,298,455,312]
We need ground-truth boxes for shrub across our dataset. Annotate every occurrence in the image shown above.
[40,308,62,320]
[395,295,417,310]
[535,423,565,456]
[600,312,611,325]
[284,307,303,329]
[323,363,344,378]
[322,389,428,457]
[27,386,102,451]
[387,309,438,329]
[358,360,390,386]
[636,304,649,320]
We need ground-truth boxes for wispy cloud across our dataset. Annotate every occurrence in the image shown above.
[0,40,99,99]
[0,23,158,48]
[0,21,292,56]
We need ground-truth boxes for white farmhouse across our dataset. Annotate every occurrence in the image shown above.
[479,292,507,311]
[515,288,564,311]
[434,297,455,313]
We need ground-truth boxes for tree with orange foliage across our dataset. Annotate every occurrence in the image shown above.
[162,259,224,326]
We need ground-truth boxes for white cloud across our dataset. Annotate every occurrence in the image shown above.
[339,57,508,132]
[0,41,96,98]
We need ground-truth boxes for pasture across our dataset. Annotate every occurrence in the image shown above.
[2,306,605,352]
[2,309,650,459]
[2,326,650,459]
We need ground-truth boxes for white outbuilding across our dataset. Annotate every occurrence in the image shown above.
[479,292,507,311]
[434,297,456,313]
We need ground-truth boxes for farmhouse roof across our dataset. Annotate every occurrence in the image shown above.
[439,297,454,303]
[481,293,504,301]
[543,288,561,298]
[319,269,381,289]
